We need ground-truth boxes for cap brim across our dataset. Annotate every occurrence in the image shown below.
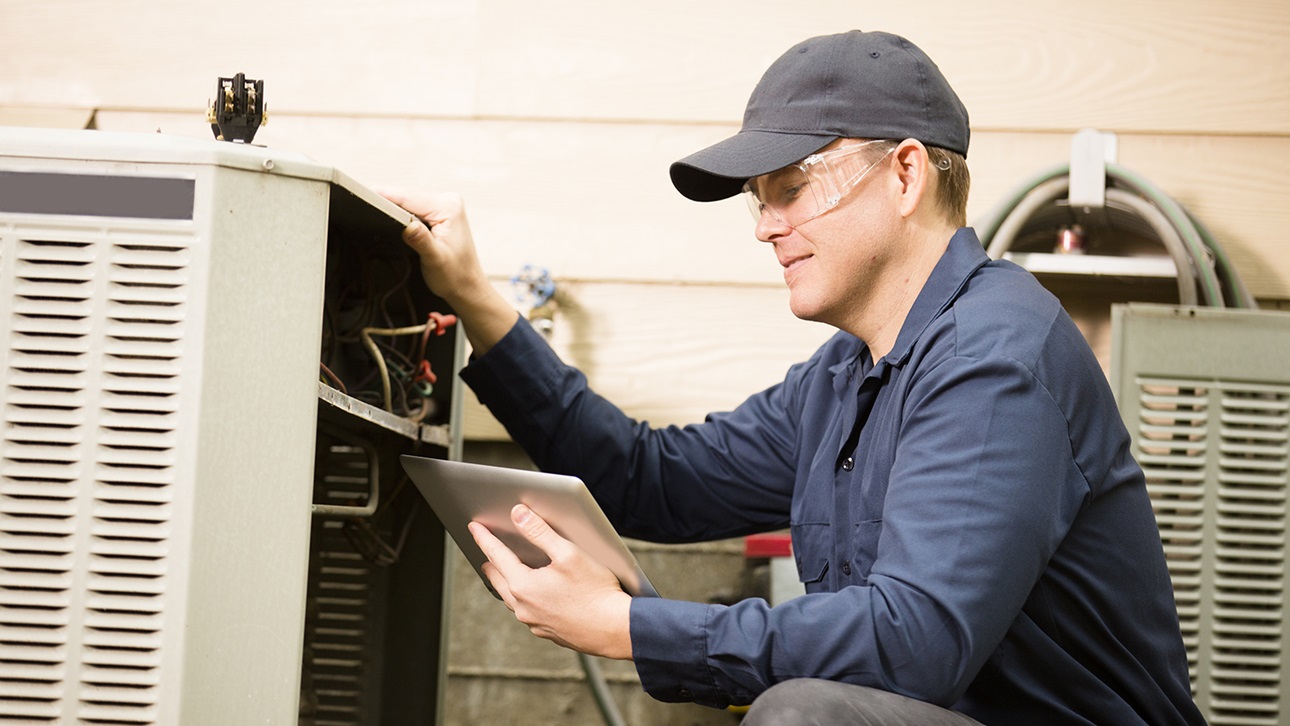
[669,130,836,202]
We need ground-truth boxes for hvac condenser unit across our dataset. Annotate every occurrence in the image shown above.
[1112,303,1290,726]
[0,127,461,725]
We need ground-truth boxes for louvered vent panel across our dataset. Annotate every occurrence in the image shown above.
[301,443,387,726]
[1209,384,1288,726]
[306,541,374,726]
[1,229,191,725]
[1137,380,1209,681]
[1136,376,1290,726]
[2,236,96,724]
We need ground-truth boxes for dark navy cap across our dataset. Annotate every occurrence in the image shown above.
[670,30,970,202]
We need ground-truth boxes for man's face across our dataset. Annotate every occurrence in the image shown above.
[749,140,901,331]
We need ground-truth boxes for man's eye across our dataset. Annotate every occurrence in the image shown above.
[773,183,806,205]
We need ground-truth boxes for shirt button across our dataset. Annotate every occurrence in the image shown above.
[842,561,852,576]
[841,457,855,471]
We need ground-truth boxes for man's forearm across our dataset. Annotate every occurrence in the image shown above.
[444,278,521,357]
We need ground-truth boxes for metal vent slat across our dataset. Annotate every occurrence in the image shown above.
[2,227,191,725]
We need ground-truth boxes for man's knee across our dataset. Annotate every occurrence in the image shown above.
[741,679,982,726]
[741,679,847,726]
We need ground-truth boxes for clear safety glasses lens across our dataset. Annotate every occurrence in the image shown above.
[743,164,822,228]
[743,140,893,227]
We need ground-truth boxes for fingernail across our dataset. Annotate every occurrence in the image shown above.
[513,505,531,524]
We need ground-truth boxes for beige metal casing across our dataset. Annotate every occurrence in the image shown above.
[1111,303,1290,725]
[0,127,412,724]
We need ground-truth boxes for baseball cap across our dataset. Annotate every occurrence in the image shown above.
[669,30,970,202]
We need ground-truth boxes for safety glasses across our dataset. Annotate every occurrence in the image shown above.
[743,140,894,227]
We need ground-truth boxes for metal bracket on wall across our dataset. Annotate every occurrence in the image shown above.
[1068,128,1119,210]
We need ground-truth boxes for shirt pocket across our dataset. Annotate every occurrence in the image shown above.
[790,522,830,593]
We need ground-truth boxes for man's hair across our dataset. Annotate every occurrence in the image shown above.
[927,146,970,228]
[864,140,969,228]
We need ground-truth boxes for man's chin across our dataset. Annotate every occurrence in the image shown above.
[787,295,827,325]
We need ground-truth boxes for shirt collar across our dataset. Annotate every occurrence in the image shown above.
[828,227,988,395]
[884,227,989,368]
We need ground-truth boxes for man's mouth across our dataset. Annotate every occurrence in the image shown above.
[781,254,811,278]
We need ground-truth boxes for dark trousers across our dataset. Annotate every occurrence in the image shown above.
[741,679,984,726]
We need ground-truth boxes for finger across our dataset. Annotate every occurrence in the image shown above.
[374,185,435,216]
[511,505,575,562]
[374,186,430,230]
[372,185,408,207]
[468,521,527,575]
[373,187,431,244]
[376,189,464,226]
[480,561,516,610]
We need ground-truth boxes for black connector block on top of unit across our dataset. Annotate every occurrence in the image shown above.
[209,73,265,144]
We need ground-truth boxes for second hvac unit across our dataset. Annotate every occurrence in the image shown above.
[1112,303,1290,726]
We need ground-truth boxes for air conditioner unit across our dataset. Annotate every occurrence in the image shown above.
[1111,303,1290,726]
[0,126,461,725]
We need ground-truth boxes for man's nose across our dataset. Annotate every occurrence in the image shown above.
[754,209,792,243]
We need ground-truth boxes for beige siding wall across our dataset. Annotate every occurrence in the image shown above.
[4,0,1286,439]
[4,3,1287,724]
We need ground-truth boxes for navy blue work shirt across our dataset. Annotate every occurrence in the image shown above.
[460,228,1204,725]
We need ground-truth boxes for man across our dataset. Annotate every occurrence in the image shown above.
[385,30,1204,724]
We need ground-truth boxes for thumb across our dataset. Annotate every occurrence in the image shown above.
[401,217,434,252]
[512,504,569,559]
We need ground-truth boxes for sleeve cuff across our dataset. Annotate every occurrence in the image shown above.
[459,316,572,421]
[464,318,559,397]
[630,597,732,708]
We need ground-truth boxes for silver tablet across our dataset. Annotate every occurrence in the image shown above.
[400,455,659,599]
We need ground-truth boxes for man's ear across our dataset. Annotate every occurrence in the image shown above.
[892,139,931,220]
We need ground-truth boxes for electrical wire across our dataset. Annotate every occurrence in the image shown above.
[976,162,1251,309]
[1107,163,1224,306]
[318,361,347,395]
[985,175,1201,306]
[1183,206,1257,308]
[341,475,418,566]
[360,319,442,412]
[1103,187,1198,305]
[320,250,438,416]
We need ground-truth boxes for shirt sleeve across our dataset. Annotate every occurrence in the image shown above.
[459,317,806,542]
[630,353,1090,708]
